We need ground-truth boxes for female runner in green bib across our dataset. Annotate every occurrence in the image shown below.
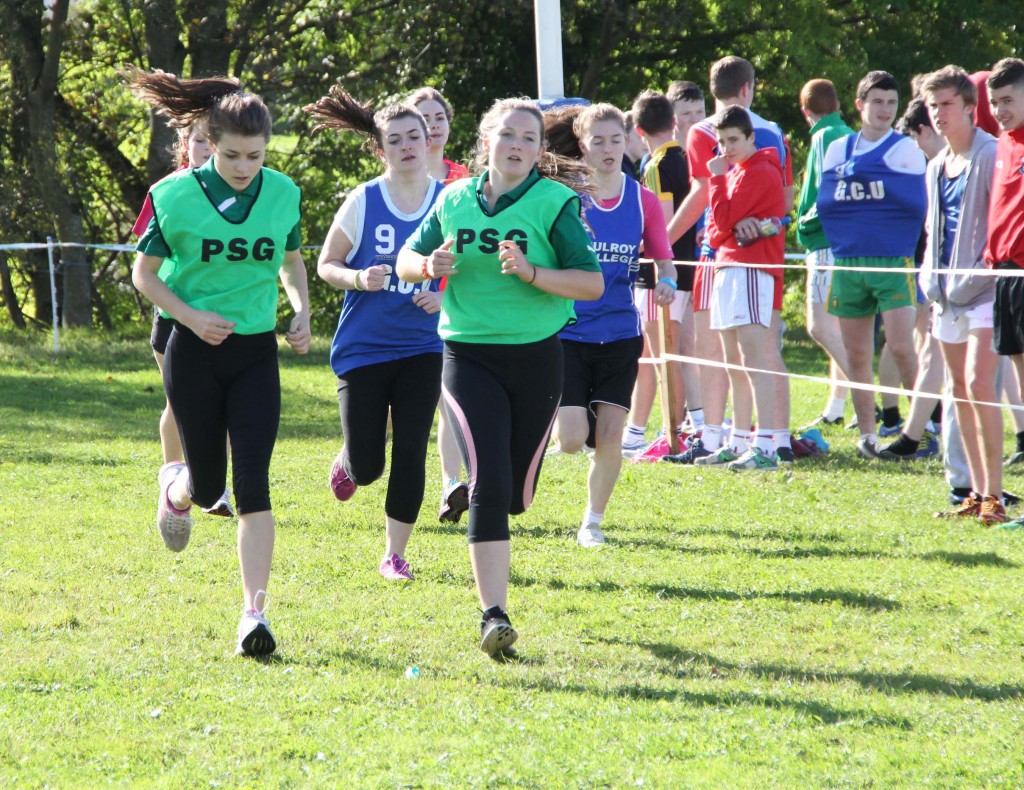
[397,98,603,659]
[129,70,310,658]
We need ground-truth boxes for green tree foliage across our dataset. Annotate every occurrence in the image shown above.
[0,0,1019,331]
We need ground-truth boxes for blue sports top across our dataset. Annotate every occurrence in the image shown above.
[939,168,967,268]
[561,176,643,343]
[817,132,927,259]
[329,177,445,377]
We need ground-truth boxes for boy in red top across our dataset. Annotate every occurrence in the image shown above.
[701,106,788,471]
[985,60,1024,526]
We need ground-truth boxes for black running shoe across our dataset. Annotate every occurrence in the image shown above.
[439,481,469,523]
[480,606,518,659]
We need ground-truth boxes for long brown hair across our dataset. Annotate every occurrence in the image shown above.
[125,68,272,142]
[303,86,427,153]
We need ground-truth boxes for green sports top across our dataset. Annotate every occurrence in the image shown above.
[148,166,301,334]
[796,112,854,251]
[405,170,600,344]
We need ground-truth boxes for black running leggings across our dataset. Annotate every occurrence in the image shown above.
[336,352,442,524]
[442,335,563,543]
[163,326,280,514]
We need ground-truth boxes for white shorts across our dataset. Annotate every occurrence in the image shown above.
[634,287,687,323]
[806,248,834,306]
[709,267,774,330]
[931,300,994,344]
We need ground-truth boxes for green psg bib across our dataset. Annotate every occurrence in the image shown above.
[436,178,577,344]
[150,169,301,334]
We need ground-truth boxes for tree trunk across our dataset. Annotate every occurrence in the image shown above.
[183,0,231,77]
[142,1,187,183]
[10,0,91,327]
[0,255,26,329]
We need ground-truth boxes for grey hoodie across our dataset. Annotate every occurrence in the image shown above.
[920,127,997,318]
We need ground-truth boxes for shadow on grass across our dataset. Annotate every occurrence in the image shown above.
[638,643,1024,702]
[511,575,899,611]
[615,534,892,561]
[918,551,1019,569]
[638,584,900,610]
[612,535,1019,572]
[496,673,912,728]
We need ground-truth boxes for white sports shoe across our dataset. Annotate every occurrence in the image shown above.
[236,591,276,657]
[577,524,606,547]
[202,487,234,517]
[156,462,192,552]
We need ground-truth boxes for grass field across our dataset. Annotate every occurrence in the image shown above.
[1,329,1023,787]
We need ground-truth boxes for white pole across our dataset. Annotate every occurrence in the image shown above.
[534,0,565,100]
[47,236,60,353]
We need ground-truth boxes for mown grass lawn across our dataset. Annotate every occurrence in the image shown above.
[1,329,1022,787]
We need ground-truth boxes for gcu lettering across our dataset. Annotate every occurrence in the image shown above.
[833,180,885,202]
[201,237,276,263]
[455,228,528,255]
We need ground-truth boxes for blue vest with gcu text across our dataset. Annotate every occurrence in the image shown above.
[817,133,927,259]
[330,178,444,377]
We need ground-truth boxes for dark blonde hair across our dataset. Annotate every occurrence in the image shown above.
[125,69,272,142]
[920,65,977,108]
[471,98,594,192]
[408,87,453,120]
[543,103,626,160]
[573,103,626,139]
[303,86,426,153]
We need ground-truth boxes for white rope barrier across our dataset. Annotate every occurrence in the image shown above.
[639,352,1024,415]
[5,242,1024,277]
[6,242,1024,413]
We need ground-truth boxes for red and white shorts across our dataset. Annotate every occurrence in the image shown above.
[709,267,775,330]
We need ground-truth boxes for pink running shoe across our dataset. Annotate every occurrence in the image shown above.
[329,453,357,501]
[379,553,414,580]
[157,461,192,552]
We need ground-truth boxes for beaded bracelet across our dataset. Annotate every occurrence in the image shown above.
[421,257,434,280]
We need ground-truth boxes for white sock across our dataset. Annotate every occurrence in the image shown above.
[702,424,723,452]
[624,423,645,440]
[861,432,878,445]
[773,430,792,451]
[730,429,751,453]
[582,509,604,528]
[925,420,938,434]
[825,397,846,421]
[688,408,705,430]
[755,433,775,454]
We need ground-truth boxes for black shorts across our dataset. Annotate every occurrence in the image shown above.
[561,335,643,413]
[993,264,1024,356]
[150,310,175,355]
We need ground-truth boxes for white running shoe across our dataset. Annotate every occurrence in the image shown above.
[236,591,276,657]
[202,487,234,518]
[577,524,606,547]
[156,462,192,552]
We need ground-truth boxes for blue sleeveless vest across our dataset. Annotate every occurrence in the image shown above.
[329,178,444,377]
[561,177,643,343]
[817,133,927,258]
